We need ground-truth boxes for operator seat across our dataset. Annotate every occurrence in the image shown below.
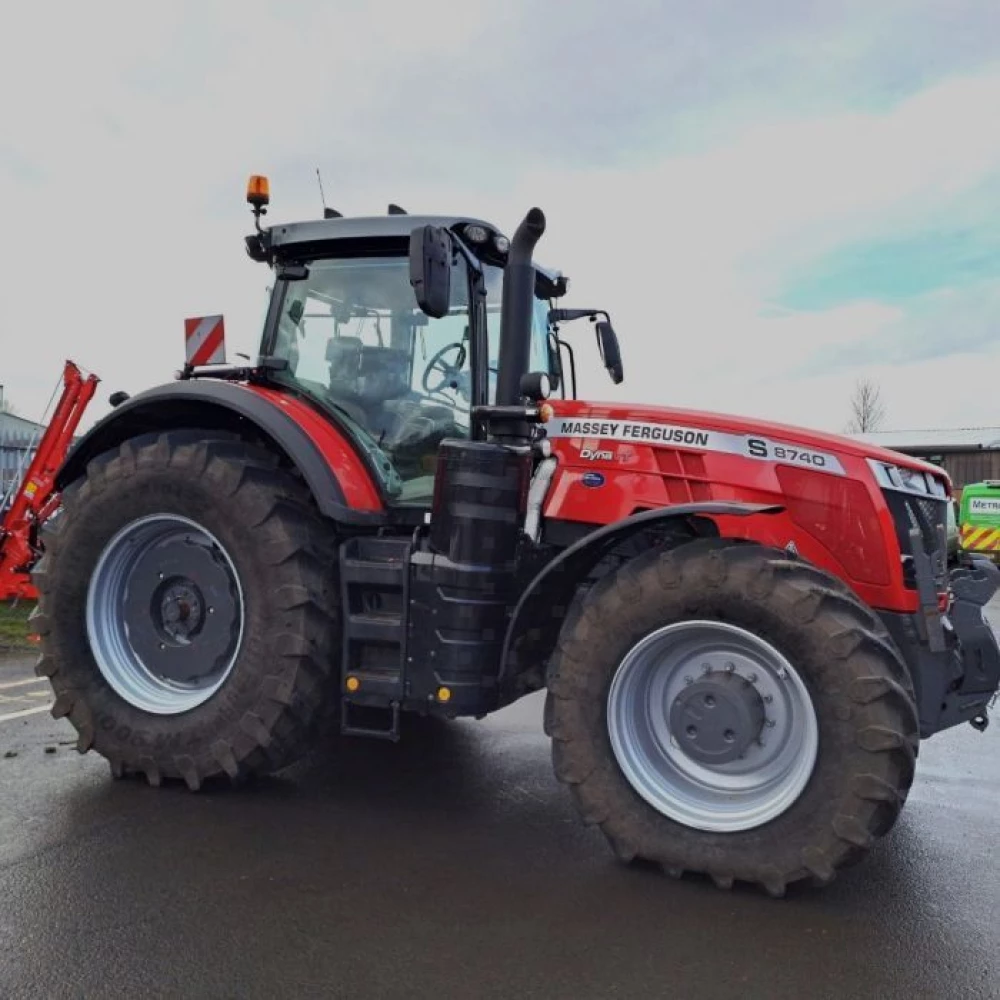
[324,336,459,477]
[325,336,412,437]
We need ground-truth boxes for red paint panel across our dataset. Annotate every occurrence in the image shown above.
[245,385,383,512]
[541,400,920,614]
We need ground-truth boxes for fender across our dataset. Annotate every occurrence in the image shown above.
[498,502,784,688]
[56,379,386,526]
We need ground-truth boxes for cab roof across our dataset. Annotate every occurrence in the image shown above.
[261,213,568,295]
[267,213,495,247]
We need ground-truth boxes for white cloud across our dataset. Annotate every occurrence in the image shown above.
[0,3,997,447]
[474,71,1000,430]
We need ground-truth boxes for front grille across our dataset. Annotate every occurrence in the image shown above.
[883,491,948,591]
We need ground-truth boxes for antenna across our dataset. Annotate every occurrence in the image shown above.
[315,167,343,218]
[316,167,327,211]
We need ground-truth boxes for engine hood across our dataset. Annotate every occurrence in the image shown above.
[547,399,949,483]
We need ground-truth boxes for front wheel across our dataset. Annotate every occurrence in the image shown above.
[544,538,919,896]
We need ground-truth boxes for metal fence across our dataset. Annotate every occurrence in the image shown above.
[1,424,38,503]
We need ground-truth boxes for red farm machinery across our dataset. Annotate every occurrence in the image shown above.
[1,361,98,602]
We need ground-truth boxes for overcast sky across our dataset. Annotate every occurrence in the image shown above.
[2,0,998,437]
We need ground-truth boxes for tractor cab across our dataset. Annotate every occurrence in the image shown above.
[248,204,565,506]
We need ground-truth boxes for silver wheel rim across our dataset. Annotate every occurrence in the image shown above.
[606,620,819,833]
[86,514,245,716]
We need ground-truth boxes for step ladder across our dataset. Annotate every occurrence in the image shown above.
[338,535,411,741]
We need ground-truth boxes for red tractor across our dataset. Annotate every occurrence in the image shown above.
[32,179,1000,895]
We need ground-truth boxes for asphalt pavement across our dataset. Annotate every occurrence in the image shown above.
[2,608,999,1000]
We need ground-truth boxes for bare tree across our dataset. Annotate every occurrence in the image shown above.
[845,378,886,433]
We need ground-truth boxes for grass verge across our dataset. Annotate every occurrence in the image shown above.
[0,599,37,653]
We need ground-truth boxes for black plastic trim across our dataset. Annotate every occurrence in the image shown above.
[880,555,1000,736]
[56,380,386,526]
[498,502,783,683]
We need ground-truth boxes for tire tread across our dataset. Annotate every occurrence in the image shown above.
[32,429,341,788]
[545,537,919,897]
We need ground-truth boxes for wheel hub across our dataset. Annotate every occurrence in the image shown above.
[669,671,766,765]
[605,620,820,832]
[87,514,244,713]
[158,580,204,641]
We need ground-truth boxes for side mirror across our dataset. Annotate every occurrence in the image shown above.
[596,320,623,384]
[409,225,452,319]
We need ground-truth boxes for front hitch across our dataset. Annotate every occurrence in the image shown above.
[881,532,1000,737]
[946,555,1000,732]
[950,553,1000,607]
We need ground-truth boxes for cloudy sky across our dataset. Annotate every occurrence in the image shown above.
[2,0,998,437]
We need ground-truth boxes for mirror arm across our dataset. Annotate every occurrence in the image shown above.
[548,308,609,325]
[447,233,484,277]
[560,337,578,398]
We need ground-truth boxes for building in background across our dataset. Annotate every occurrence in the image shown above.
[849,428,1000,495]
[1,411,46,503]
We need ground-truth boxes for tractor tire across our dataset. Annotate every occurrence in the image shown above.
[30,430,341,789]
[544,537,919,896]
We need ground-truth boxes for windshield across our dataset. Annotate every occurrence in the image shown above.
[268,254,474,505]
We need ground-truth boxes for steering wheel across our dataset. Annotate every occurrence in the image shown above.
[422,342,467,399]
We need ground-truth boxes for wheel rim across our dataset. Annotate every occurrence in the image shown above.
[86,514,245,715]
[606,620,819,833]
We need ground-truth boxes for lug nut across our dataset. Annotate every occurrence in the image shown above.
[684,675,693,686]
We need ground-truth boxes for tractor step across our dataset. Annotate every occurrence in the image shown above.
[338,535,411,734]
[340,700,402,742]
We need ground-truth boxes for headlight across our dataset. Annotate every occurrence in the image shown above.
[868,459,948,498]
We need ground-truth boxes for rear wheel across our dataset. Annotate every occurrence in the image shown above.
[544,537,919,896]
[31,430,341,789]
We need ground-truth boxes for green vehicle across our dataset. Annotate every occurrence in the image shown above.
[958,481,1000,561]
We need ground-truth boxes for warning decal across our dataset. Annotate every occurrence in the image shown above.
[184,314,226,366]
[545,417,846,476]
[961,525,1000,551]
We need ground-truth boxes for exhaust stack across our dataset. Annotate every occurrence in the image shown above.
[495,208,546,407]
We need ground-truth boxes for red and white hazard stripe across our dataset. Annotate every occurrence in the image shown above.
[184,314,226,366]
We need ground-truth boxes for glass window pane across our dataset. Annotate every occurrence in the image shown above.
[269,254,472,506]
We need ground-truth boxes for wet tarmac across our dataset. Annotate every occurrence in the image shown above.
[1,633,998,999]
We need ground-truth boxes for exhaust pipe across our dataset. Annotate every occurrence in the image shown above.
[495,208,546,407]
